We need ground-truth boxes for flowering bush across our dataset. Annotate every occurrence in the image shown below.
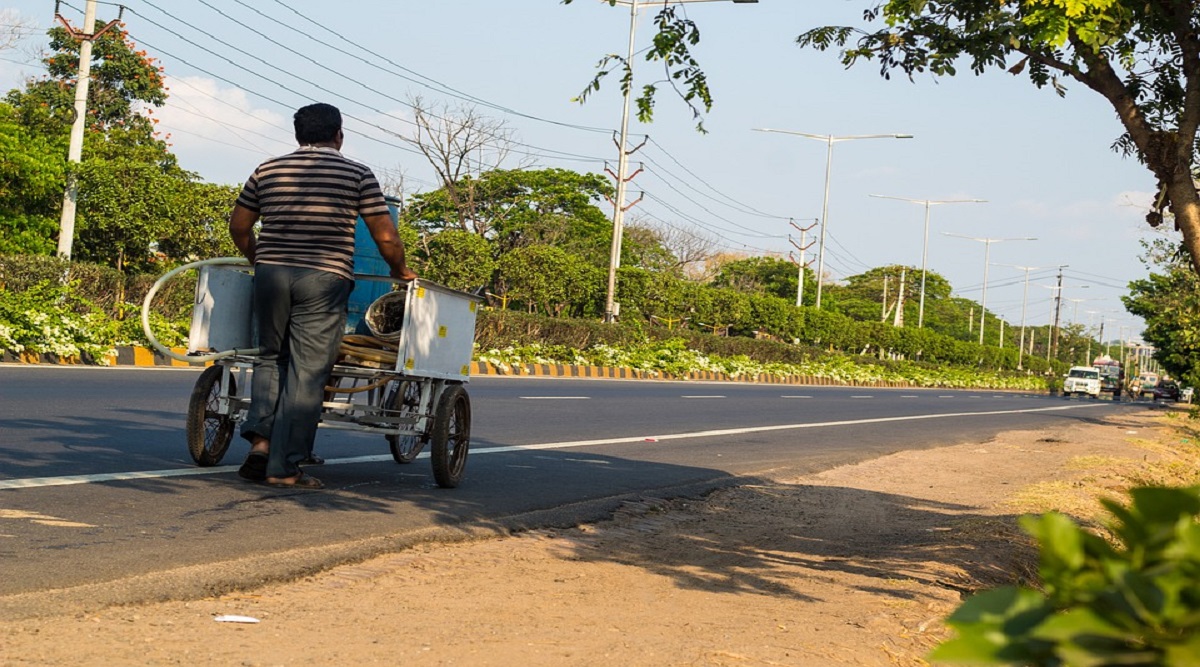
[0,281,116,363]
[473,337,1047,391]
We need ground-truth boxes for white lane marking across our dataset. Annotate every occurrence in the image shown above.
[681,395,725,399]
[518,396,590,400]
[938,395,955,399]
[850,395,873,399]
[0,403,1115,491]
[900,395,919,398]
[780,395,813,399]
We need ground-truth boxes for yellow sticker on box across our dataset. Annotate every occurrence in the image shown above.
[417,287,426,298]
[405,358,414,369]
[461,364,469,375]
[438,325,447,337]
[469,302,476,312]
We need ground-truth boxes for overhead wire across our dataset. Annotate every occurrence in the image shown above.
[640,167,782,239]
[132,0,611,167]
[641,194,779,255]
[246,0,612,135]
[643,137,793,220]
[50,2,439,190]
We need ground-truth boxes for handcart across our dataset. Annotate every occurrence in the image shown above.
[142,259,483,488]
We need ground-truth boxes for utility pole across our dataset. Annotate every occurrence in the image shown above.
[603,153,644,322]
[892,268,906,327]
[54,0,121,260]
[1050,266,1065,360]
[788,219,817,307]
[881,274,890,321]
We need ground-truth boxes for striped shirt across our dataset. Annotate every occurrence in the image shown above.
[236,146,390,280]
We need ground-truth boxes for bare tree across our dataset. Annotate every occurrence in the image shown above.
[407,96,522,236]
[375,165,410,207]
[624,214,718,278]
[0,10,36,55]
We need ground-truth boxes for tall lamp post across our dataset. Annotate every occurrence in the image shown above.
[993,263,1041,369]
[944,233,1036,345]
[601,0,759,323]
[753,129,912,308]
[869,195,985,328]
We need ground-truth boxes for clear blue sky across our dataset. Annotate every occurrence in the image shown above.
[1,0,1164,343]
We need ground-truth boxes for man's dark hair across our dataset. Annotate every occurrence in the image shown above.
[294,103,342,144]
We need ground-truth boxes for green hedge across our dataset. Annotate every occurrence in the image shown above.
[476,309,1049,389]
[0,254,195,321]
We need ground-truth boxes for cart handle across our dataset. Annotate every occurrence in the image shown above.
[141,257,260,364]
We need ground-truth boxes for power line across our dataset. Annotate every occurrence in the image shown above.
[130,0,612,168]
[645,137,792,220]
[244,0,612,135]
[641,168,781,239]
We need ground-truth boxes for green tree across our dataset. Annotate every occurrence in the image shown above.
[419,229,496,292]
[711,255,804,302]
[0,103,64,255]
[496,244,601,317]
[621,222,685,274]
[4,23,233,271]
[1123,239,1200,388]
[574,2,1200,276]
[403,168,614,263]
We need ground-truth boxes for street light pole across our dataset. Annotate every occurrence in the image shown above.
[601,0,758,323]
[753,129,912,308]
[944,233,1036,345]
[993,264,1041,370]
[870,195,985,328]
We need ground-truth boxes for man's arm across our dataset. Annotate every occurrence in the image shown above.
[362,212,418,281]
[228,204,260,264]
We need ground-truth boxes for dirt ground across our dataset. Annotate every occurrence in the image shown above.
[2,404,1193,667]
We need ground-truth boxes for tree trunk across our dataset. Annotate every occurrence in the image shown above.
[1167,175,1200,277]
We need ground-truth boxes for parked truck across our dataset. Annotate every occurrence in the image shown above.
[1093,355,1124,400]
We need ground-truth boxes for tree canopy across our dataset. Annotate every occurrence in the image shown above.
[403,167,615,262]
[1123,239,1200,387]
[1,23,237,272]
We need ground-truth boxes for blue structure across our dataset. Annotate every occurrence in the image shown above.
[346,201,401,333]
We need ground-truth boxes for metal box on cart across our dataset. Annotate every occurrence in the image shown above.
[187,264,255,354]
[378,280,480,382]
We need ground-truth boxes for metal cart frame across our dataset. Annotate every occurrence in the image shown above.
[160,262,482,488]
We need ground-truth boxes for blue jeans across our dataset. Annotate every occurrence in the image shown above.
[241,264,352,479]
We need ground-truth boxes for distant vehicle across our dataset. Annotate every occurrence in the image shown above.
[1137,372,1161,398]
[1092,356,1124,399]
[1150,379,1181,402]
[1063,366,1102,398]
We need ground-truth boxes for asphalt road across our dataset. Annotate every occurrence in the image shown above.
[0,365,1145,609]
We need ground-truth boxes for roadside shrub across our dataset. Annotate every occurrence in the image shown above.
[931,486,1200,665]
[0,280,116,362]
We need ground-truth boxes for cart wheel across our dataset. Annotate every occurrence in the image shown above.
[386,380,425,464]
[186,365,237,466]
[429,384,470,488]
